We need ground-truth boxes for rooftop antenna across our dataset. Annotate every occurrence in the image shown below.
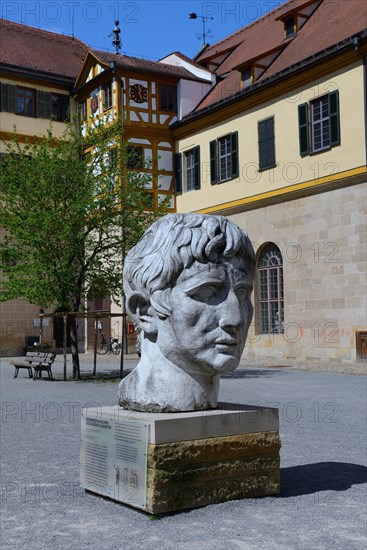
[110,20,121,54]
[189,12,214,45]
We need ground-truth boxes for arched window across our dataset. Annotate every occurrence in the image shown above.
[258,244,284,333]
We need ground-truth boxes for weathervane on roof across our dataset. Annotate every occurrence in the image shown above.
[189,12,214,45]
[110,20,121,54]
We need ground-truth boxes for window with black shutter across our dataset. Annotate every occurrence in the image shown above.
[298,91,340,156]
[183,146,200,192]
[258,117,276,171]
[210,132,239,184]
[0,84,70,121]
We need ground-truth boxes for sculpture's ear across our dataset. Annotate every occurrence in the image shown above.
[127,292,157,335]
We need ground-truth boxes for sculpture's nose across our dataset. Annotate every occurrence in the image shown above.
[218,289,242,333]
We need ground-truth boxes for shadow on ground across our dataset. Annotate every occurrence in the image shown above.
[280,462,367,497]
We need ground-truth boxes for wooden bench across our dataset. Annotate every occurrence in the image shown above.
[11,352,56,380]
[32,353,56,380]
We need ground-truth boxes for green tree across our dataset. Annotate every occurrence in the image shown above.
[0,117,170,377]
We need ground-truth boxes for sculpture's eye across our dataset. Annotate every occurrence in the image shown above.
[191,284,219,302]
[235,286,249,301]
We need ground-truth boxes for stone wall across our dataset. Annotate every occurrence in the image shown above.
[0,300,53,357]
[231,182,367,363]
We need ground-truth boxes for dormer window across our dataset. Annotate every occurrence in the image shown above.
[242,68,253,88]
[284,17,296,39]
[159,84,177,112]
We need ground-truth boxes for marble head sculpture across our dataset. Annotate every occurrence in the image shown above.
[118,213,255,412]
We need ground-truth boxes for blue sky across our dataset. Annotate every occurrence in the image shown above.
[1,0,281,60]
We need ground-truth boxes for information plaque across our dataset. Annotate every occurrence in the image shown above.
[80,409,148,510]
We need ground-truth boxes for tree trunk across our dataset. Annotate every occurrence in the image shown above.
[69,315,80,379]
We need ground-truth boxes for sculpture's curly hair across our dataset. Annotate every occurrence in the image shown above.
[124,213,255,320]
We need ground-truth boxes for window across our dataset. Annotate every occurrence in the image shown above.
[185,150,196,191]
[185,147,200,192]
[219,135,232,181]
[16,87,35,116]
[174,147,200,194]
[311,96,330,152]
[242,68,252,88]
[284,17,296,39]
[258,117,276,171]
[80,100,87,120]
[51,94,69,122]
[159,84,177,112]
[210,132,238,184]
[103,82,112,110]
[0,84,69,121]
[127,146,143,169]
[258,244,284,333]
[298,91,340,156]
[108,148,117,170]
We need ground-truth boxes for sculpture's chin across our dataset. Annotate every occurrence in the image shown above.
[168,354,240,377]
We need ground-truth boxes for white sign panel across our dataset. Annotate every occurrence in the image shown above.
[81,409,148,510]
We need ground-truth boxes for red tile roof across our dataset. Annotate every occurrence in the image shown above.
[0,19,88,81]
[213,12,287,77]
[260,0,367,79]
[91,50,206,82]
[195,0,316,67]
[193,0,367,113]
[195,71,242,111]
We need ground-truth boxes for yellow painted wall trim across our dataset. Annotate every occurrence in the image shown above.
[194,166,367,214]
[0,71,71,91]
[0,130,65,145]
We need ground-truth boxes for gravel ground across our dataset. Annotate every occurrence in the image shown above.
[1,354,366,550]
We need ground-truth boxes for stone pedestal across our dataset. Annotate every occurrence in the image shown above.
[80,403,281,514]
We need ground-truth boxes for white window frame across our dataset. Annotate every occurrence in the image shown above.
[311,96,330,152]
[218,135,232,182]
[185,149,196,192]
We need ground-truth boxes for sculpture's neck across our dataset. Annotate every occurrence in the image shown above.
[118,338,220,412]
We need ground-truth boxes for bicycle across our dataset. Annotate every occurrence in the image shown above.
[96,335,121,355]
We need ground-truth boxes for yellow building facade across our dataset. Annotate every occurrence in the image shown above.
[173,0,367,363]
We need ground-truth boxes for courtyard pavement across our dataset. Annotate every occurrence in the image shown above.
[0,353,366,550]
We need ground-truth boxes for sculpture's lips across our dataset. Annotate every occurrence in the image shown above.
[215,340,238,347]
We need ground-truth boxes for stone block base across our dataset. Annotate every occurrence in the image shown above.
[147,432,280,513]
[80,404,281,514]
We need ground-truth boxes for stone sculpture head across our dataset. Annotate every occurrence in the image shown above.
[118,213,255,412]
